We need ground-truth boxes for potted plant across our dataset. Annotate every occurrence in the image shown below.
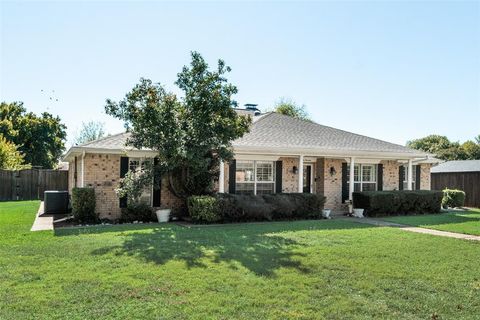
[156,207,171,223]
[322,209,332,219]
[352,208,364,218]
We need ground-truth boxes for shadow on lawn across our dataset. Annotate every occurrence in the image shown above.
[387,210,480,227]
[58,220,370,277]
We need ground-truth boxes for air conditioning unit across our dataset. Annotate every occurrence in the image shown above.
[44,191,69,214]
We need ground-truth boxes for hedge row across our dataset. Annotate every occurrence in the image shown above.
[188,193,326,223]
[352,190,443,217]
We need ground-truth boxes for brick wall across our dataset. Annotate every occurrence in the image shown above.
[279,157,299,192]
[321,158,344,210]
[73,153,184,220]
[71,152,433,219]
[82,153,122,219]
[382,160,400,191]
[420,163,432,190]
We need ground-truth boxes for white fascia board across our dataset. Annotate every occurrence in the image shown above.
[233,146,428,160]
[62,147,157,162]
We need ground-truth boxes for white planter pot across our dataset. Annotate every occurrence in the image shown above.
[353,208,364,218]
[322,209,332,219]
[156,209,171,223]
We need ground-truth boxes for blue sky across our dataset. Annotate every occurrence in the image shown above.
[1,1,479,146]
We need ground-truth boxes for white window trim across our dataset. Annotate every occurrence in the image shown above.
[128,157,154,206]
[403,165,417,190]
[235,160,276,195]
[348,163,378,192]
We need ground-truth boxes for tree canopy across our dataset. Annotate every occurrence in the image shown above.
[0,135,27,170]
[407,134,480,161]
[105,51,251,200]
[0,102,67,168]
[272,98,310,120]
[74,121,106,145]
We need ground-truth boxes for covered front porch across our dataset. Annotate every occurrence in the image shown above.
[218,152,434,211]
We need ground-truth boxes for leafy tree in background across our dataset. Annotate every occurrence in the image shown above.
[272,97,310,120]
[106,51,251,199]
[462,140,480,160]
[0,135,28,170]
[407,134,480,160]
[74,121,106,145]
[0,102,67,168]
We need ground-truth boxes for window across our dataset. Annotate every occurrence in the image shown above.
[347,164,377,192]
[235,160,275,195]
[403,165,417,190]
[129,157,152,205]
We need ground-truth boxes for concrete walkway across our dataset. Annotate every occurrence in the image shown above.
[30,202,54,231]
[341,217,480,241]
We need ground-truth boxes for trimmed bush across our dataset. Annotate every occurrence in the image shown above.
[353,190,443,217]
[71,187,97,223]
[121,202,156,223]
[442,189,465,208]
[188,193,326,223]
[187,196,222,223]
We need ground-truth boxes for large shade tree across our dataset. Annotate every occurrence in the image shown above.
[105,52,251,200]
[271,98,310,120]
[407,134,480,160]
[74,121,106,145]
[0,135,27,170]
[0,102,67,168]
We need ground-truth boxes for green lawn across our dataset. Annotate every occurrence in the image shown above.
[381,208,480,236]
[1,201,480,319]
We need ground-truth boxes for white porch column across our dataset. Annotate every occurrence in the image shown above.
[407,159,413,190]
[298,155,304,193]
[219,160,225,193]
[80,151,85,187]
[349,157,355,201]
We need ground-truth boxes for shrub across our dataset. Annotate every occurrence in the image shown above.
[353,190,443,217]
[121,202,156,223]
[234,195,274,221]
[187,196,222,223]
[442,189,466,208]
[71,187,97,223]
[187,193,326,223]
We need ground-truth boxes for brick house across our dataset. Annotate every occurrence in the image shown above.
[63,110,438,219]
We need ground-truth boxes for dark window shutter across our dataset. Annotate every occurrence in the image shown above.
[119,156,129,208]
[415,165,421,190]
[228,160,236,194]
[341,163,348,202]
[398,166,405,190]
[153,158,161,207]
[377,164,383,191]
[275,161,283,193]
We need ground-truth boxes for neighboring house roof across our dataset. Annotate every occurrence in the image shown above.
[63,112,431,161]
[431,160,480,173]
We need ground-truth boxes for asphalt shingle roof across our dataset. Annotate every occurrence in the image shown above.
[431,160,480,173]
[77,132,132,149]
[74,112,426,156]
[233,113,423,154]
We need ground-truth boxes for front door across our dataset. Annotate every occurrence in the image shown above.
[303,164,313,193]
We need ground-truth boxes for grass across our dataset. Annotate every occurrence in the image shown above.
[380,208,480,236]
[0,201,479,319]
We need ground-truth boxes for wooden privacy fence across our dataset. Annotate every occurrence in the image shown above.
[0,169,68,201]
[431,172,480,208]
